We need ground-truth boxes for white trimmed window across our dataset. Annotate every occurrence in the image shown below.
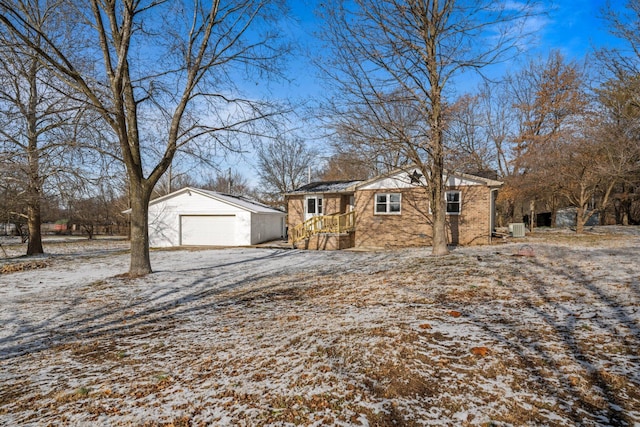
[375,193,401,214]
[446,191,461,214]
[306,196,323,216]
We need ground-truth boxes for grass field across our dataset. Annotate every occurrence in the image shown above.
[1,228,639,426]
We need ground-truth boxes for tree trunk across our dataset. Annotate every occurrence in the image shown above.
[26,58,43,256]
[550,195,557,228]
[431,196,449,255]
[429,82,449,256]
[622,209,629,226]
[128,180,152,277]
[529,199,535,231]
[576,205,586,234]
[430,159,449,256]
[26,200,43,255]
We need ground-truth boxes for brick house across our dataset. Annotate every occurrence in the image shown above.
[285,167,502,250]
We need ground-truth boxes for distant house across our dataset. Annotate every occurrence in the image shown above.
[145,187,286,247]
[286,167,502,250]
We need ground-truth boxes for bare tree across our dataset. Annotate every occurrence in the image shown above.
[550,131,613,233]
[324,90,418,174]
[200,169,254,197]
[0,162,24,237]
[0,3,89,255]
[0,0,290,275]
[497,51,590,228]
[256,134,318,207]
[594,73,640,225]
[477,80,520,180]
[153,162,198,198]
[319,0,538,255]
[319,149,373,181]
[70,197,102,239]
[596,0,640,225]
[445,94,497,174]
[599,0,640,82]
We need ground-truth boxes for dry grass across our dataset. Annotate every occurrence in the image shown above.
[0,260,50,274]
[1,228,639,425]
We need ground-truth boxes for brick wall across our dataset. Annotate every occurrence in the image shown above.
[286,194,350,244]
[323,195,344,216]
[295,232,355,250]
[286,195,305,242]
[354,185,492,248]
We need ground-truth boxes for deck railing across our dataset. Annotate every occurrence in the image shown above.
[290,211,355,244]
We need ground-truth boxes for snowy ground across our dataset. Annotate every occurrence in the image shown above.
[0,228,639,426]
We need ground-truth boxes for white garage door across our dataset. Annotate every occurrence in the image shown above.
[180,215,236,246]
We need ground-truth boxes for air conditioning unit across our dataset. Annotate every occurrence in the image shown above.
[509,223,526,238]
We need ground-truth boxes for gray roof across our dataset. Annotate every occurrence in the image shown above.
[196,189,285,214]
[147,187,285,214]
[287,180,362,195]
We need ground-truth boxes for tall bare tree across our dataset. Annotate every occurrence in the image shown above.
[0,0,290,275]
[476,80,520,180]
[0,3,87,255]
[256,134,318,207]
[445,94,497,174]
[319,149,374,181]
[594,73,640,226]
[499,51,589,228]
[596,0,640,225]
[319,0,538,255]
[599,0,640,81]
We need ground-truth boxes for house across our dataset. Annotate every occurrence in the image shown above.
[145,187,286,247]
[285,167,502,250]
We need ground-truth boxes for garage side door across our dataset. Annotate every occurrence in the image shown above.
[180,215,236,246]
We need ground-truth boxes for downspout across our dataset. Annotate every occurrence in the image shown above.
[489,188,499,244]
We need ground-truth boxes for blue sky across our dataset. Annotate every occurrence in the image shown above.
[536,0,625,59]
[222,0,631,187]
[278,0,627,100]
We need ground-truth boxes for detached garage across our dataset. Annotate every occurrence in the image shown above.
[146,187,286,248]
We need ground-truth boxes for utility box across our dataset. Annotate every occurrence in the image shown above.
[509,223,526,238]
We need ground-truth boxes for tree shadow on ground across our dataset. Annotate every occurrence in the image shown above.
[464,245,639,425]
[0,249,314,361]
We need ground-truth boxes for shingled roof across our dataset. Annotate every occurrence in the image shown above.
[287,180,362,194]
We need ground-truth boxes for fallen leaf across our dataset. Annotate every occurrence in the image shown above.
[568,375,580,387]
[470,346,489,357]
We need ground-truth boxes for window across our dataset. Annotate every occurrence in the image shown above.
[306,196,322,216]
[446,191,461,214]
[375,193,401,214]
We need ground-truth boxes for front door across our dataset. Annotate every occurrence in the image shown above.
[305,196,323,221]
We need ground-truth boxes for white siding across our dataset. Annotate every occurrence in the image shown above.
[250,213,285,245]
[358,170,485,190]
[148,191,247,247]
[235,211,253,245]
[147,188,285,247]
[359,175,415,190]
[444,175,485,186]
